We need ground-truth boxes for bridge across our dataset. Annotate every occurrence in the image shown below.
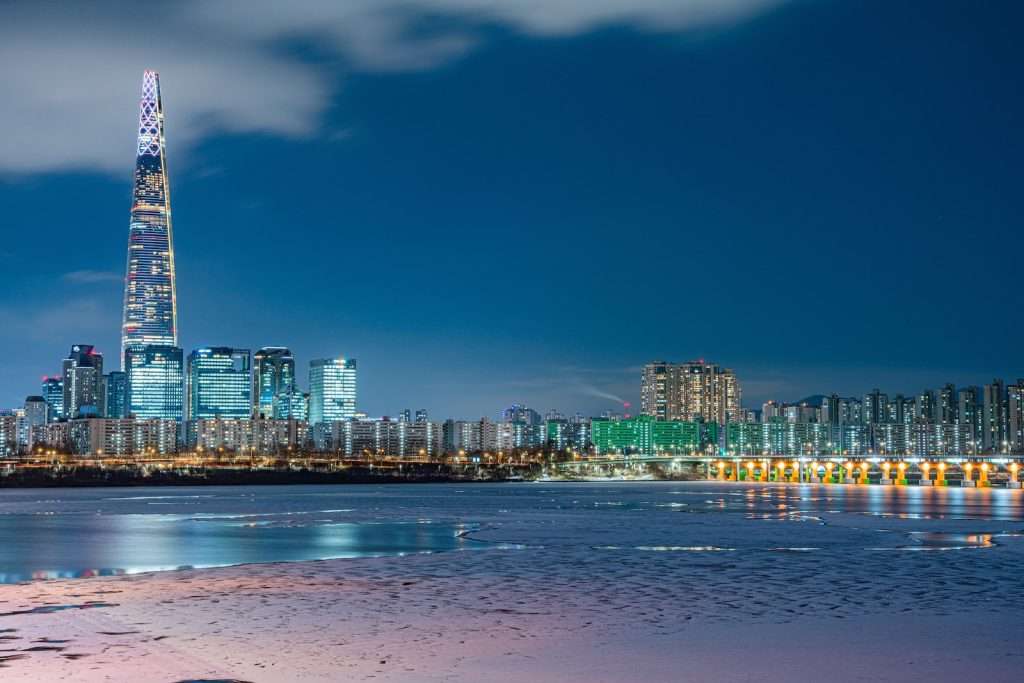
[557,454,1024,487]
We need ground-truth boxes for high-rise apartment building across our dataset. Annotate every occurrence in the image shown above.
[640,360,741,425]
[1008,381,1024,452]
[863,389,888,425]
[187,348,252,421]
[308,358,357,425]
[982,379,1008,452]
[936,384,957,425]
[915,389,936,423]
[640,362,672,420]
[125,344,184,421]
[821,395,863,426]
[121,70,178,366]
[62,345,104,418]
[956,387,982,450]
[253,347,295,419]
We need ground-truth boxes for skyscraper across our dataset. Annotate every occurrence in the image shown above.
[309,358,357,425]
[121,70,178,367]
[253,347,296,419]
[104,371,128,418]
[41,377,63,421]
[62,345,104,418]
[125,344,183,421]
[186,348,252,420]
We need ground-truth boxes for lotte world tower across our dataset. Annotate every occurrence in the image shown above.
[121,70,178,368]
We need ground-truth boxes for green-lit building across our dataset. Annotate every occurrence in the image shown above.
[591,415,713,455]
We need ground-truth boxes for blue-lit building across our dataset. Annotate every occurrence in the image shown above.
[280,389,309,422]
[186,347,252,420]
[253,347,295,419]
[309,358,357,425]
[24,396,48,430]
[121,70,178,367]
[104,371,128,418]
[125,344,183,421]
[42,377,63,421]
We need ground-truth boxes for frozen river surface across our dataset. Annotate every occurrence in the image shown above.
[2,481,1024,681]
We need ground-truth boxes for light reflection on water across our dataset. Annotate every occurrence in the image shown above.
[1,482,1022,584]
[0,512,475,584]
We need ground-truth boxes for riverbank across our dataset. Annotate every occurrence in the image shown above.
[0,464,532,488]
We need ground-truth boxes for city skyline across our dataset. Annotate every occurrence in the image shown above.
[1,1,1023,417]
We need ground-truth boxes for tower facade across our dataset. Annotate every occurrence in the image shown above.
[309,358,357,425]
[253,347,296,419]
[187,347,252,421]
[121,70,178,367]
[125,344,184,421]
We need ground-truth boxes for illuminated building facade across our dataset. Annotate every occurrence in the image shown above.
[187,348,252,421]
[640,360,741,425]
[253,347,295,419]
[42,377,64,421]
[591,415,709,455]
[308,358,357,425]
[62,344,104,418]
[104,371,128,418]
[125,344,183,421]
[121,70,178,366]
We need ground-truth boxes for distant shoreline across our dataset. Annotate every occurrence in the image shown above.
[0,465,530,489]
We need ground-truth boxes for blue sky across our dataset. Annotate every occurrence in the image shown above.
[1,1,1022,418]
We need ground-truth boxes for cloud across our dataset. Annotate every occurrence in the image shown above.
[62,270,123,284]
[0,297,119,342]
[0,0,781,175]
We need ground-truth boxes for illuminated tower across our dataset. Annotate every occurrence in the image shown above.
[121,70,178,367]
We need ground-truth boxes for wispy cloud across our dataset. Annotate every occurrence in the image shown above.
[0,0,782,175]
[62,270,123,284]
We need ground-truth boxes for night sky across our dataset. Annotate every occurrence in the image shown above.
[1,1,1021,418]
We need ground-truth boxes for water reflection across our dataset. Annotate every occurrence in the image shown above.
[2,482,1023,584]
[0,514,473,584]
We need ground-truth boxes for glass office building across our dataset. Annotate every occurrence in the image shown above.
[121,70,178,367]
[253,347,295,419]
[42,377,64,422]
[187,347,252,420]
[125,344,183,421]
[309,358,357,425]
[104,371,129,418]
